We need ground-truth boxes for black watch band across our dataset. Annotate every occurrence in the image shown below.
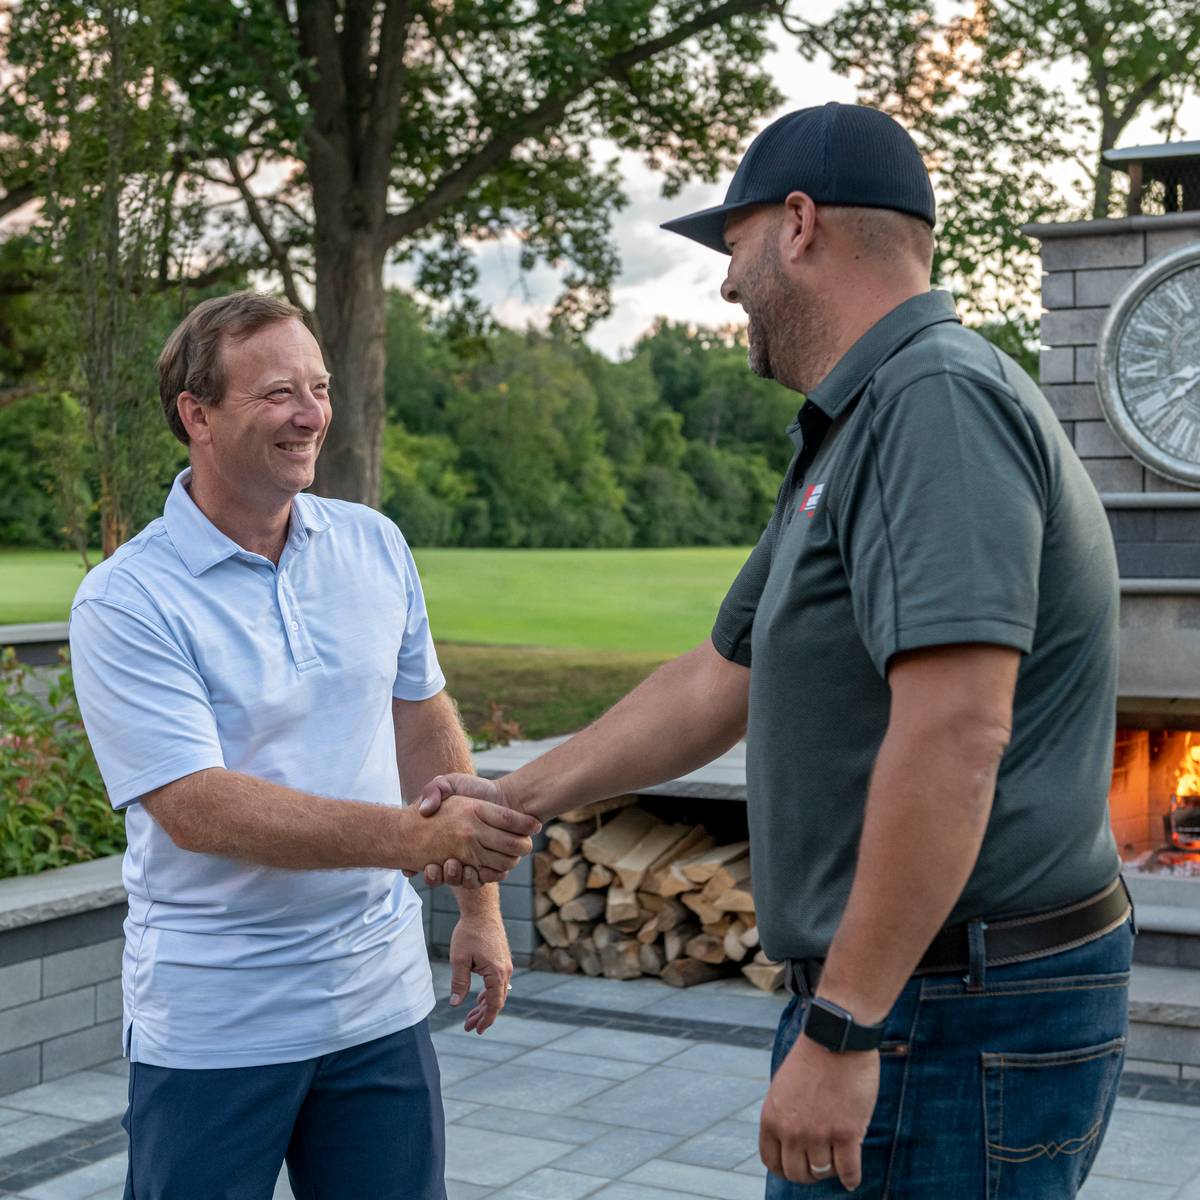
[801,997,886,1053]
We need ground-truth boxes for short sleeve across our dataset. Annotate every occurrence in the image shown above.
[712,514,780,667]
[840,373,1047,677]
[69,600,226,809]
[389,536,446,701]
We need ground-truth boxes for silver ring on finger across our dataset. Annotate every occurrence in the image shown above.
[809,1160,834,1177]
[505,983,513,992]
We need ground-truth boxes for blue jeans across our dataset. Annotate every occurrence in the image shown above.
[122,1021,446,1200]
[767,920,1133,1199]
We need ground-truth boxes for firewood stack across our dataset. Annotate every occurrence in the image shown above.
[530,797,784,991]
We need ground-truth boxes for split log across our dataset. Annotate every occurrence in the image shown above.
[563,919,596,943]
[532,945,554,972]
[681,841,751,884]
[534,893,554,920]
[641,827,716,895]
[546,820,594,858]
[586,863,615,889]
[548,862,589,908]
[699,854,751,902]
[574,938,603,977]
[636,898,690,944]
[685,932,728,964]
[723,918,750,963]
[741,961,785,992]
[663,922,700,962]
[739,923,760,951]
[682,890,726,926]
[592,922,618,950]
[600,940,644,980]
[559,892,606,923]
[550,853,582,877]
[535,912,569,948]
[559,794,636,823]
[713,879,755,914]
[639,942,665,976]
[661,957,726,988]
[582,807,662,866]
[605,885,642,927]
[533,851,556,892]
[612,823,694,891]
[550,947,579,974]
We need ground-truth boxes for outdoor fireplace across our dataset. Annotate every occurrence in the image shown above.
[1110,729,1200,874]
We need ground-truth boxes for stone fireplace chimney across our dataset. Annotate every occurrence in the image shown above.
[1023,145,1200,731]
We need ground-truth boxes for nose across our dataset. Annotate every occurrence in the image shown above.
[720,273,739,305]
[292,389,327,432]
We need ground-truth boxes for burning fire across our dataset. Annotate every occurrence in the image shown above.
[1177,735,1200,798]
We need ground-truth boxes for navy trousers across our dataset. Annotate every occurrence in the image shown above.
[122,1021,446,1200]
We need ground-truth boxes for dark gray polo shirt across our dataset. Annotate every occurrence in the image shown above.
[713,290,1121,963]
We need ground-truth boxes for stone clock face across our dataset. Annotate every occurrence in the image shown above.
[1099,244,1200,487]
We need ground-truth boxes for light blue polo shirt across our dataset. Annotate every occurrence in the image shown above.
[69,469,446,1068]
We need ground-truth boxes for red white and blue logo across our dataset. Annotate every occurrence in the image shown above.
[797,483,825,519]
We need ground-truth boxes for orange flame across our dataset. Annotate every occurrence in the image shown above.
[1176,734,1200,798]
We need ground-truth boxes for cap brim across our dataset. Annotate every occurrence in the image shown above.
[659,202,751,255]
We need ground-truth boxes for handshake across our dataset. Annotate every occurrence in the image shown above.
[400,773,534,888]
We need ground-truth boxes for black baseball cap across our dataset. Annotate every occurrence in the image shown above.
[661,102,936,254]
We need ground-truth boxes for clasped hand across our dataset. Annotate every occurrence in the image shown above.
[403,784,537,883]
[405,774,519,888]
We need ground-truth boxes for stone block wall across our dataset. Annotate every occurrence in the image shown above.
[1028,212,1200,578]
[0,904,124,1099]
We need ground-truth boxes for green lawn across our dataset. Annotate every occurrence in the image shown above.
[0,546,748,654]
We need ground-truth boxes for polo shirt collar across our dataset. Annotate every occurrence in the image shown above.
[804,289,960,421]
[164,468,330,577]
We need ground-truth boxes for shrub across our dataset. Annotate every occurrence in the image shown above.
[0,648,123,877]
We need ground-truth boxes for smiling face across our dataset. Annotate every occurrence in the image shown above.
[184,318,331,510]
[720,200,837,395]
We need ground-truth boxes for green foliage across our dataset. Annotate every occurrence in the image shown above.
[0,648,123,878]
[808,0,1200,317]
[378,296,795,548]
[0,394,73,548]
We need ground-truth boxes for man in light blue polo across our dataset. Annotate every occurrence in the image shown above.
[68,293,538,1200]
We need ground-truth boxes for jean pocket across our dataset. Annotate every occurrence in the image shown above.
[983,1036,1125,1200]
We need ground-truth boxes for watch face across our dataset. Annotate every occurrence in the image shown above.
[1099,243,1200,487]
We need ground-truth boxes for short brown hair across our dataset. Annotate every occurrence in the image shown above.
[157,292,306,445]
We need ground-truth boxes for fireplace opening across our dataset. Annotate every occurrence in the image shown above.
[1111,728,1200,876]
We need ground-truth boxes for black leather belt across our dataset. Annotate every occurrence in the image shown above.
[786,878,1131,997]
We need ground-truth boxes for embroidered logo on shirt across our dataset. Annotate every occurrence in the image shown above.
[797,483,825,518]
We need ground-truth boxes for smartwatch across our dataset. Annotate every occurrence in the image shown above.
[801,997,886,1053]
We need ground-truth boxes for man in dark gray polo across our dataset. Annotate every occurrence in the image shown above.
[417,103,1132,1198]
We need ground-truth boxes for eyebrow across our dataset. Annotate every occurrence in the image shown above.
[260,375,332,391]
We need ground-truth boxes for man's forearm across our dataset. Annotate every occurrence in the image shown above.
[142,768,415,871]
[499,640,749,822]
[393,692,497,916]
[815,718,1003,1025]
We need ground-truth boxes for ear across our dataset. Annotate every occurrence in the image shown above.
[176,392,213,446]
[780,191,818,264]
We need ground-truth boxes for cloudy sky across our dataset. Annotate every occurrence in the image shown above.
[389,20,1200,361]
[391,28,859,357]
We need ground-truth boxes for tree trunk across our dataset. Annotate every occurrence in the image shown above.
[311,233,388,507]
[1092,115,1125,221]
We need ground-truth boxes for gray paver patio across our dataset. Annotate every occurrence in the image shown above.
[0,966,1197,1198]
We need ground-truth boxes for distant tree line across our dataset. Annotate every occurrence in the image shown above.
[0,282,1036,552]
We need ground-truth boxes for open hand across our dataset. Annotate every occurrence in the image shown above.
[449,908,512,1034]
